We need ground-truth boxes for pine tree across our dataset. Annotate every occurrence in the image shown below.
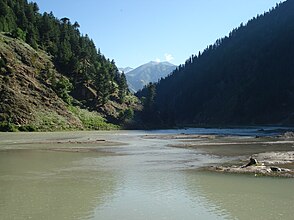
[118,72,128,103]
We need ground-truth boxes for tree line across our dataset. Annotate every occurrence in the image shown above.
[137,0,294,126]
[0,0,129,108]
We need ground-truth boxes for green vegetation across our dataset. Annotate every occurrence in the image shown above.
[0,0,129,108]
[68,106,119,130]
[11,27,26,41]
[0,121,17,132]
[139,83,159,126]
[138,0,294,127]
[18,124,37,132]
[0,0,137,132]
[34,111,76,131]
[52,76,73,105]
[118,108,134,124]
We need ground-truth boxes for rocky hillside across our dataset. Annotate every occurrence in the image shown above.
[0,33,130,131]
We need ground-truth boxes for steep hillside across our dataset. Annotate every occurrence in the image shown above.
[138,0,294,126]
[126,61,176,92]
[0,33,78,130]
[0,0,138,131]
[0,33,123,131]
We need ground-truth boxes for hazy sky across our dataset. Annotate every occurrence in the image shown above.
[34,0,284,68]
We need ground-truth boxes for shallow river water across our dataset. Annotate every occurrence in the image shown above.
[0,129,293,220]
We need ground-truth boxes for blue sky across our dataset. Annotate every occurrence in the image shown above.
[33,0,284,68]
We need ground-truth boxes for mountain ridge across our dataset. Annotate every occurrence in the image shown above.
[125,61,176,92]
[119,67,133,73]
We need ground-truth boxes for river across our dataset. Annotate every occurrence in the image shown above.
[0,129,293,219]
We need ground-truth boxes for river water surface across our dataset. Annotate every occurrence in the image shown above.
[0,129,293,220]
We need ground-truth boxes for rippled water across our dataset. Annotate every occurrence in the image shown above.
[0,130,293,220]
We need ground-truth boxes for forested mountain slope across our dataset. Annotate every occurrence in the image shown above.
[0,0,136,131]
[138,0,294,126]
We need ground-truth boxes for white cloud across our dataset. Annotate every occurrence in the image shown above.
[164,53,174,62]
[155,58,161,62]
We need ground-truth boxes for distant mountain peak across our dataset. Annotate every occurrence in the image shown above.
[125,61,177,92]
[118,67,133,74]
[149,61,175,66]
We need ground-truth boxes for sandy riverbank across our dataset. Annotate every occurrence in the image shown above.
[0,133,127,153]
[143,133,294,177]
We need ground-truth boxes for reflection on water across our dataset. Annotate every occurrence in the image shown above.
[184,172,294,220]
[93,171,227,220]
[0,130,293,220]
[0,150,120,220]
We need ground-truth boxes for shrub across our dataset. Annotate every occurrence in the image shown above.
[18,124,37,132]
[52,76,73,104]
[11,28,26,41]
[0,122,17,132]
[68,106,119,130]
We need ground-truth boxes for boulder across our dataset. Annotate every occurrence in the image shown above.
[270,166,281,172]
[241,157,258,168]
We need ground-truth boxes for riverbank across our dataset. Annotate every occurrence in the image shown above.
[143,132,294,177]
[1,129,294,177]
[205,151,294,177]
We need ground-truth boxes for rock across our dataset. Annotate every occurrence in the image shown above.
[270,166,281,172]
[281,168,291,172]
[215,166,224,171]
[241,157,258,168]
[282,131,294,139]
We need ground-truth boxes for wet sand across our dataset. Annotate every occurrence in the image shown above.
[33,139,125,153]
[0,132,127,154]
[143,133,294,177]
